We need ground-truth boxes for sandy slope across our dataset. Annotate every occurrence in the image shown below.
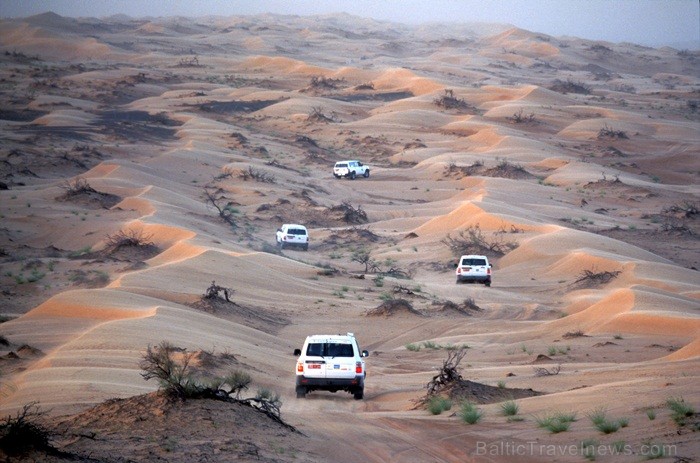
[1,12,698,462]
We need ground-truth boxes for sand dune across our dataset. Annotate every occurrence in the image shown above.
[0,12,698,463]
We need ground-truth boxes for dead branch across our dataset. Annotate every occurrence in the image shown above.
[427,348,468,395]
[203,186,238,227]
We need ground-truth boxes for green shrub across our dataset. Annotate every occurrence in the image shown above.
[427,396,452,415]
[500,400,519,417]
[667,397,695,426]
[459,402,483,424]
[536,412,576,433]
[405,343,421,352]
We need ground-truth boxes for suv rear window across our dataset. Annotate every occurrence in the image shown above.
[306,342,354,357]
[335,163,348,168]
[461,258,487,266]
[288,228,307,235]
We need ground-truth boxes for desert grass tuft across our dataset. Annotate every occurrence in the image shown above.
[666,396,695,426]
[459,402,483,424]
[500,400,519,417]
[536,411,576,433]
[427,396,452,415]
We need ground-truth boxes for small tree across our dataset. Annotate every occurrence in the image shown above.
[139,341,198,399]
[351,248,379,273]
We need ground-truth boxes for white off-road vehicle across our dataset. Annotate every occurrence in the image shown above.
[333,160,370,179]
[276,224,309,250]
[293,333,368,400]
[455,254,492,286]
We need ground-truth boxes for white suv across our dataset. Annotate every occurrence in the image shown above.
[293,333,368,400]
[276,224,309,250]
[333,160,370,179]
[455,254,492,286]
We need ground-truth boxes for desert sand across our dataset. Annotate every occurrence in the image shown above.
[0,11,698,462]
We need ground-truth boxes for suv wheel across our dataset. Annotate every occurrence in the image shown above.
[296,387,306,399]
[353,388,364,400]
[303,243,309,251]
[363,169,370,178]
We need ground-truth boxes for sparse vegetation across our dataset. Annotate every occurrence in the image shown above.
[239,166,276,183]
[433,89,472,111]
[666,397,695,426]
[549,78,591,94]
[533,364,561,376]
[459,401,483,424]
[427,348,468,395]
[500,400,519,417]
[204,281,234,302]
[597,124,628,139]
[139,341,291,427]
[574,268,621,287]
[0,403,55,457]
[203,186,239,227]
[105,228,155,250]
[427,396,452,415]
[536,411,576,433]
[406,343,421,352]
[588,408,626,434]
[442,224,517,257]
[507,108,536,123]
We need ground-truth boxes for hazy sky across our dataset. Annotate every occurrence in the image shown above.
[1,0,698,48]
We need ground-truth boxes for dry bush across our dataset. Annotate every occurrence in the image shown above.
[444,160,483,177]
[204,281,233,302]
[354,82,375,90]
[308,75,345,90]
[105,229,155,249]
[533,364,561,377]
[139,342,292,427]
[662,202,698,219]
[60,177,96,197]
[597,124,628,139]
[433,89,472,110]
[203,186,239,227]
[549,78,591,95]
[239,166,276,183]
[442,224,517,257]
[307,106,335,123]
[427,349,468,395]
[574,269,621,287]
[330,201,368,224]
[507,108,537,123]
[0,403,56,457]
[484,159,532,179]
[176,55,202,67]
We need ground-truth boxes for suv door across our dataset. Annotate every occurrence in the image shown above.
[325,342,358,380]
[302,341,328,379]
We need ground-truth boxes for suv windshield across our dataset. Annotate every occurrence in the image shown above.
[461,258,487,266]
[306,342,354,357]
